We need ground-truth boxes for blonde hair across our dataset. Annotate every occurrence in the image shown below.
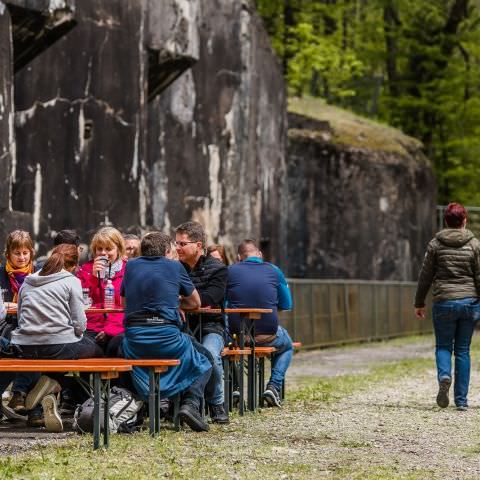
[90,227,125,259]
[4,230,35,261]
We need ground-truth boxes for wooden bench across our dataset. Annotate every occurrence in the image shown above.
[0,358,180,448]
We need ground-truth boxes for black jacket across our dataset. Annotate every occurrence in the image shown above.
[182,255,228,337]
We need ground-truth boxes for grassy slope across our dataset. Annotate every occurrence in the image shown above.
[288,96,424,158]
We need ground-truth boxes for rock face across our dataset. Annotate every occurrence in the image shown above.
[287,99,437,280]
[0,0,287,263]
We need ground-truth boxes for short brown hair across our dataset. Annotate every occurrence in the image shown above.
[40,244,78,276]
[90,227,126,259]
[175,221,206,246]
[207,244,229,265]
[237,239,258,257]
[141,232,172,257]
[4,230,35,260]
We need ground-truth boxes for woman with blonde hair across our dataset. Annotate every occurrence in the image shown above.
[77,227,126,355]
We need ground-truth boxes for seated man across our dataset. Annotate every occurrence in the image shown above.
[120,231,212,432]
[227,239,293,407]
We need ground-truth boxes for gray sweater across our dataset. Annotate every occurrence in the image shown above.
[11,270,87,345]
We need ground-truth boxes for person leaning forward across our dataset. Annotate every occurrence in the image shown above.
[175,221,229,424]
[415,202,480,411]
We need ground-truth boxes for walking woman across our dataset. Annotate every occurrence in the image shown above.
[415,203,480,411]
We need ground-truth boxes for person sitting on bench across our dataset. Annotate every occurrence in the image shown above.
[226,239,293,407]
[120,231,212,432]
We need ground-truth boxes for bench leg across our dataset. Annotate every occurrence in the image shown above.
[258,357,265,407]
[93,373,101,450]
[247,352,256,411]
[103,378,110,448]
[155,373,161,435]
[148,368,155,437]
[223,356,230,414]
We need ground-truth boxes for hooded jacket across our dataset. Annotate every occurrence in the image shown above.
[414,228,480,307]
[11,270,86,345]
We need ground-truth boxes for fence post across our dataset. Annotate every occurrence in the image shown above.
[327,283,333,342]
[310,283,315,343]
[344,283,349,338]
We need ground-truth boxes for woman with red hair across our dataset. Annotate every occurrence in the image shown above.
[415,202,480,411]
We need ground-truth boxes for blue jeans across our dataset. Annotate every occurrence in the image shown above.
[262,326,293,390]
[432,298,477,407]
[202,333,225,406]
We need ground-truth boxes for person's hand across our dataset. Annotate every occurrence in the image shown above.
[92,256,108,276]
[179,309,186,323]
[415,307,426,319]
[95,331,107,343]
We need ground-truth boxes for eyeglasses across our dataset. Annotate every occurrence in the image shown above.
[175,241,197,248]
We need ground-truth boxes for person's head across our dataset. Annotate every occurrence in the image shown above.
[123,234,141,259]
[54,229,80,247]
[174,221,206,267]
[207,244,229,265]
[90,227,125,263]
[237,239,262,261]
[4,230,35,269]
[141,232,172,257]
[444,203,467,228]
[40,244,79,276]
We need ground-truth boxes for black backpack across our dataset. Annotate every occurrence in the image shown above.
[73,387,143,434]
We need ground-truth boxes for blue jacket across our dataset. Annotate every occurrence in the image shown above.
[226,257,292,335]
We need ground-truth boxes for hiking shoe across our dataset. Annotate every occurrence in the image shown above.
[42,394,63,432]
[25,376,61,411]
[263,383,282,408]
[7,391,27,414]
[178,402,209,432]
[436,377,451,408]
[209,403,229,424]
[26,409,45,428]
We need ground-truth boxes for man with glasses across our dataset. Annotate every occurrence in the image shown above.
[175,221,229,424]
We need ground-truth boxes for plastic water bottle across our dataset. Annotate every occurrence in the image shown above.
[104,280,115,309]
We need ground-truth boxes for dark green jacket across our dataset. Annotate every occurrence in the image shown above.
[414,229,480,307]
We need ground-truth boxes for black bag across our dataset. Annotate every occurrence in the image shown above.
[73,387,143,434]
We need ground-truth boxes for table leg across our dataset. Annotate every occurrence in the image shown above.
[155,373,161,435]
[258,357,265,407]
[173,394,181,431]
[223,356,230,414]
[93,373,101,450]
[103,379,110,448]
[149,368,155,437]
[239,354,245,416]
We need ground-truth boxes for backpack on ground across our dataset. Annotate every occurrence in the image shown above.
[73,386,143,434]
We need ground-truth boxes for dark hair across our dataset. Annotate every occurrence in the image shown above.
[444,203,467,228]
[207,244,229,265]
[54,229,80,247]
[174,221,206,246]
[40,244,78,276]
[141,232,172,257]
[123,233,140,241]
[237,239,259,257]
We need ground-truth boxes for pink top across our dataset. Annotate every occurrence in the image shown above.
[76,259,126,337]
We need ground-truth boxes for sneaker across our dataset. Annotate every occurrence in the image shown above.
[26,409,45,428]
[25,376,61,411]
[1,404,27,422]
[209,403,229,424]
[263,383,282,408]
[41,394,63,432]
[232,390,240,408]
[7,391,27,414]
[436,377,451,408]
[178,402,209,432]
[456,405,468,411]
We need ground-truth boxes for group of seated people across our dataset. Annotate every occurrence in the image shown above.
[0,221,293,433]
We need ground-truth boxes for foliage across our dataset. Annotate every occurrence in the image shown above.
[255,0,480,205]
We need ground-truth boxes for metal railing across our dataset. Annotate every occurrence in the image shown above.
[279,279,431,348]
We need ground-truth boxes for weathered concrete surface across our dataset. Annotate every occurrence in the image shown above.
[1,0,287,264]
[287,99,436,280]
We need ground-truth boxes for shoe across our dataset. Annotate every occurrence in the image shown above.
[42,394,63,432]
[263,383,282,408]
[232,390,240,408]
[209,403,229,424]
[436,377,451,408]
[1,404,27,422]
[456,405,468,411]
[25,376,61,411]
[178,402,209,432]
[7,391,27,414]
[26,409,45,428]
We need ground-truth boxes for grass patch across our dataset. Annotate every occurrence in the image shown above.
[330,465,438,480]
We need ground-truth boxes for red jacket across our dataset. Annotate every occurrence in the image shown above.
[76,259,126,337]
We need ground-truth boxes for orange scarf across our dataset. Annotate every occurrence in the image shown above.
[5,260,33,302]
